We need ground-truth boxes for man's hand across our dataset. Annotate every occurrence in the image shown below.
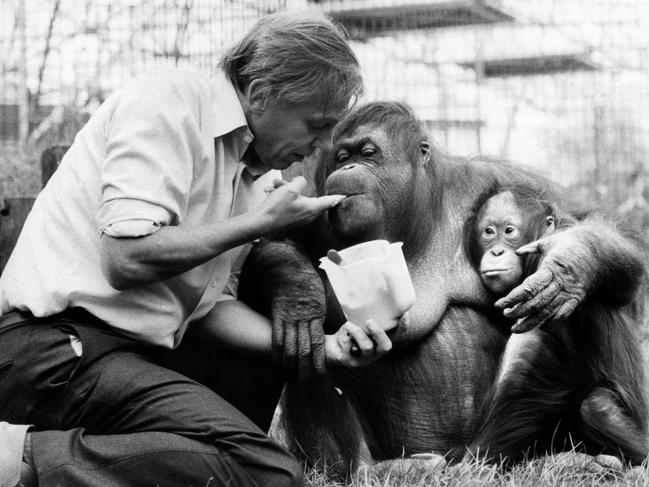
[495,229,593,333]
[255,176,345,233]
[325,319,392,368]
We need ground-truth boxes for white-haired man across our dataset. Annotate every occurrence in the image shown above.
[0,10,385,487]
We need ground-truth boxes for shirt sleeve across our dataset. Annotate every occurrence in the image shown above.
[102,219,161,238]
[97,71,204,236]
[215,273,239,302]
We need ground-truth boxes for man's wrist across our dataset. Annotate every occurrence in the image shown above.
[245,207,277,238]
[324,334,341,367]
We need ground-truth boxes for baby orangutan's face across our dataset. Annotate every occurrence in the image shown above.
[476,192,526,296]
[476,191,556,296]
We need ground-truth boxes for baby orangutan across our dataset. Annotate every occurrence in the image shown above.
[464,184,648,465]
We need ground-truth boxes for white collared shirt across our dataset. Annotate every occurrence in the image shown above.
[0,67,279,348]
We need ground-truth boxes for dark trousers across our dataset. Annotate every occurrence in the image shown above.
[0,309,302,487]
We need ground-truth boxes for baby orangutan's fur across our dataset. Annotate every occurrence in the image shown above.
[465,184,648,465]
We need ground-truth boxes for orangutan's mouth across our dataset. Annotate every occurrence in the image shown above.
[482,268,512,277]
[328,191,363,197]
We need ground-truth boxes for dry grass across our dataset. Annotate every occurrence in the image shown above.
[304,453,649,487]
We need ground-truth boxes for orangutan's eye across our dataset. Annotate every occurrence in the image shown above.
[361,145,376,157]
[336,151,350,164]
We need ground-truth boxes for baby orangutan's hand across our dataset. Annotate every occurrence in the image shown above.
[325,319,392,368]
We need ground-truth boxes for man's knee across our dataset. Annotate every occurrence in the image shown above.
[273,454,305,487]
[200,440,303,487]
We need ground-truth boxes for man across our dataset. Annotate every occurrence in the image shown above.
[0,10,370,487]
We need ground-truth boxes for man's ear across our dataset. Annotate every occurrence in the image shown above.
[544,215,556,235]
[245,79,267,114]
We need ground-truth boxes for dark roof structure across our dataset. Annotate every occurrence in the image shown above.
[318,1,514,40]
[459,53,598,77]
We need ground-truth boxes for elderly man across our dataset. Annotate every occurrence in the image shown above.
[0,10,367,487]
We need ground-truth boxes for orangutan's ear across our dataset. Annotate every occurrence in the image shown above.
[420,141,430,166]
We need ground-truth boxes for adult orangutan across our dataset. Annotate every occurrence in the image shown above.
[238,101,646,479]
[464,184,647,465]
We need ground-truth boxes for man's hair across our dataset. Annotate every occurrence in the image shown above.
[219,10,363,111]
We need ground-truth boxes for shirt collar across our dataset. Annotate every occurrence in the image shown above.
[211,69,249,138]
[211,71,269,179]
[240,138,269,179]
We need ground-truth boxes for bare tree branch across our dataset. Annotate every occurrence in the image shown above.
[33,0,62,114]
[172,0,193,65]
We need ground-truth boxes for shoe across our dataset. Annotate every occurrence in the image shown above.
[15,433,36,487]
[15,461,36,487]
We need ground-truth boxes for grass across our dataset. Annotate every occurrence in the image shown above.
[304,452,649,487]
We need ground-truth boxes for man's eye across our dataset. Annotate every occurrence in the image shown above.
[311,120,335,132]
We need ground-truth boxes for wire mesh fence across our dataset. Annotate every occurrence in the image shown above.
[1,0,649,237]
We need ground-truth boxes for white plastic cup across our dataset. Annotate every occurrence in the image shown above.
[319,240,416,331]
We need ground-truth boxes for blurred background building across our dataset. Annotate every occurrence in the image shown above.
[1,0,649,238]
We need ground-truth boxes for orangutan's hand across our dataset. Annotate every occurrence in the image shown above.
[495,229,592,332]
[271,285,327,381]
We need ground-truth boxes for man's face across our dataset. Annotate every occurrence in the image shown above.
[248,93,343,170]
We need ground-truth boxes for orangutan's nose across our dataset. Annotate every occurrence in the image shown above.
[491,247,505,256]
